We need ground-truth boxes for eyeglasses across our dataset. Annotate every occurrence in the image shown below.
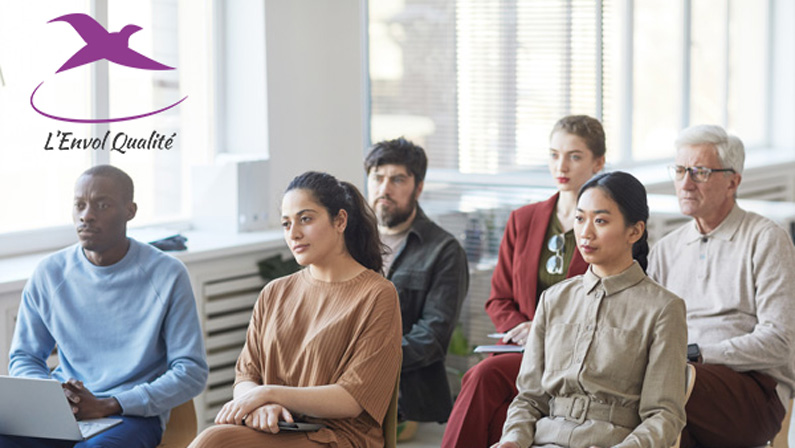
[667,165,736,183]
[545,233,565,275]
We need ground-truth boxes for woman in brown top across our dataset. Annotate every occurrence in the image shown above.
[494,172,687,448]
[189,172,402,448]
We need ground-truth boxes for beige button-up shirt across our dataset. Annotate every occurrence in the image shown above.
[648,204,795,407]
[500,262,687,448]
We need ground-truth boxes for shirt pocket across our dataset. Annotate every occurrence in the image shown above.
[391,270,430,292]
[588,326,645,390]
[545,322,580,371]
[390,271,431,329]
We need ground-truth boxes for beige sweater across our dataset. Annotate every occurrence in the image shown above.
[649,204,795,406]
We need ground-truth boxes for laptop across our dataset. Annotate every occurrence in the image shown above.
[0,376,122,441]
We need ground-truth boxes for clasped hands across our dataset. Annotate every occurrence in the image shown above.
[215,385,294,434]
[61,378,121,420]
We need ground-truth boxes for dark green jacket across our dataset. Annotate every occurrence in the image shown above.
[387,206,469,422]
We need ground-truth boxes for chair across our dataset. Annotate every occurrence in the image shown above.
[157,400,198,448]
[383,371,401,448]
[768,398,793,448]
[672,364,697,448]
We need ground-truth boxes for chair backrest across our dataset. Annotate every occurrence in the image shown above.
[672,364,697,448]
[157,400,198,448]
[769,398,793,448]
[383,371,400,448]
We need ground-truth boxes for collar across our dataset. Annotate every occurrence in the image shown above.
[404,206,433,245]
[77,237,137,272]
[582,261,646,297]
[683,203,745,245]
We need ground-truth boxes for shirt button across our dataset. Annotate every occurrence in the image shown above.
[586,325,594,331]
[575,358,583,363]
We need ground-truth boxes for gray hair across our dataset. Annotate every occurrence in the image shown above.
[675,124,745,175]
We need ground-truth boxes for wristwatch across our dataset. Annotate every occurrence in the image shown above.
[687,343,702,363]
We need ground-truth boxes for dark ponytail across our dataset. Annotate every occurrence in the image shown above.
[632,229,649,273]
[285,171,385,273]
[578,171,650,272]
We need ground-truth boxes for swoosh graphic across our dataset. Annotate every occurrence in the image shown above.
[31,81,187,124]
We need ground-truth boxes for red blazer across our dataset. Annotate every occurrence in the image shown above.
[485,193,588,332]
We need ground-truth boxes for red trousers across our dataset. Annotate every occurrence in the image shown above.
[442,353,522,448]
[681,363,786,448]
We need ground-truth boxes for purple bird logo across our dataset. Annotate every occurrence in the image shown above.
[49,13,174,73]
[31,13,187,124]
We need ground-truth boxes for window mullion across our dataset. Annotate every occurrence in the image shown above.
[722,0,730,128]
[595,0,603,120]
[620,0,633,162]
[681,0,691,130]
[564,0,573,113]
[764,0,774,146]
[91,0,110,166]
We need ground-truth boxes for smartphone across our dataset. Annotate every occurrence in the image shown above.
[277,421,326,432]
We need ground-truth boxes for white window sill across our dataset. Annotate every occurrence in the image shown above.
[0,229,287,294]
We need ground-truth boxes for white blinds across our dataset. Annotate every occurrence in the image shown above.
[370,0,616,174]
[369,0,771,173]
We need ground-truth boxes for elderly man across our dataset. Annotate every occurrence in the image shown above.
[648,125,795,447]
[2,165,208,448]
[365,138,469,437]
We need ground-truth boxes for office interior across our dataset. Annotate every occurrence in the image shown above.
[0,1,794,446]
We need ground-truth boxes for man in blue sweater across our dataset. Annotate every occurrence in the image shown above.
[2,165,208,448]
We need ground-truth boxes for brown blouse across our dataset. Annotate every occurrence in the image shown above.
[235,268,402,448]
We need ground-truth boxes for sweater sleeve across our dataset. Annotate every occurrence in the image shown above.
[700,225,795,370]
[8,279,57,379]
[235,285,269,386]
[113,266,209,416]
[485,210,529,332]
[337,284,403,424]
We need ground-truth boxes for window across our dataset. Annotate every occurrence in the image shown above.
[0,0,93,235]
[0,0,214,251]
[369,0,778,175]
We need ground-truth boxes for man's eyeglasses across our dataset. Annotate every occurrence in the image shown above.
[545,233,565,275]
[667,165,736,183]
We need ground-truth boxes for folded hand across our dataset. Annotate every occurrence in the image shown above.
[62,378,121,420]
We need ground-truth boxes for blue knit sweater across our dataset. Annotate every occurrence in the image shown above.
[9,238,208,428]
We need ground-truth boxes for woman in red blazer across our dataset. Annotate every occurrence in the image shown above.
[442,115,607,448]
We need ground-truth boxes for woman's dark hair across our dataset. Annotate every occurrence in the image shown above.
[578,171,649,271]
[285,171,385,273]
[550,115,606,158]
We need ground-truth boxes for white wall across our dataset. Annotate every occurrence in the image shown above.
[264,0,367,224]
[771,0,795,149]
[220,0,269,156]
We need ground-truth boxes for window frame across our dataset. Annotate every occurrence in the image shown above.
[0,0,211,258]
[366,0,777,185]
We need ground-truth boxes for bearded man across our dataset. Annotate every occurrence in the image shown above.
[365,138,469,438]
